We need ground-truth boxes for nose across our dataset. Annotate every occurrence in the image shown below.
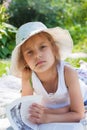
[35,50,42,59]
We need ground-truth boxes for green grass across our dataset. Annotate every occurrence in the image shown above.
[72,38,87,53]
[0,60,10,77]
[65,58,87,68]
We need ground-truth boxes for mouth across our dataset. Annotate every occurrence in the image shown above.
[35,61,46,67]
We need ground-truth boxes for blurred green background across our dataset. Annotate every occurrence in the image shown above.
[0,0,87,76]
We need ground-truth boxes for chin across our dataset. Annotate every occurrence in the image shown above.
[35,69,47,73]
[35,66,52,73]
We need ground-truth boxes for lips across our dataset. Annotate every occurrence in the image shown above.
[35,61,46,67]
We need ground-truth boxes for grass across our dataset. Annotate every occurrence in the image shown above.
[0,60,10,77]
[72,39,87,53]
[65,58,87,68]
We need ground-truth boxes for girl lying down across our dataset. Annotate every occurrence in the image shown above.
[10,21,87,125]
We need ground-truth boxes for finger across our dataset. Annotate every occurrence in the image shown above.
[29,115,41,124]
[29,106,40,114]
[29,104,41,113]
[31,103,44,110]
[30,111,40,118]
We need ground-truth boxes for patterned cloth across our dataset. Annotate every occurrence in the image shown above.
[76,69,87,86]
[76,68,87,106]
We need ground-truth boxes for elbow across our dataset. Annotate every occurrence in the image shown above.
[72,110,85,122]
[80,112,85,119]
[80,108,85,120]
[77,112,85,121]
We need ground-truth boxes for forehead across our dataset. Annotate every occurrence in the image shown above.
[21,32,52,48]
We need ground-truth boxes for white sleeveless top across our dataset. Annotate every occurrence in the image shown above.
[31,61,87,109]
[31,61,70,109]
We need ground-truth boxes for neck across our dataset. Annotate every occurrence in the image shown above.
[36,64,58,83]
[35,63,58,94]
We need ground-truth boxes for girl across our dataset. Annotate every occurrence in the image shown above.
[11,22,85,124]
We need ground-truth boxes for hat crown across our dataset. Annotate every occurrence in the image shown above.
[11,21,73,77]
[16,22,47,45]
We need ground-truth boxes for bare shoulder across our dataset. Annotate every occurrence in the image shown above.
[64,65,79,88]
[64,65,77,77]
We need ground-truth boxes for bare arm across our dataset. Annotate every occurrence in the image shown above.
[21,67,33,96]
[46,66,85,123]
[29,66,85,124]
[45,105,70,114]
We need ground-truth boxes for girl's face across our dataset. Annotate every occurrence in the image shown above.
[21,33,56,73]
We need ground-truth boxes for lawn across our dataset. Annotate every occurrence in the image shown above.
[0,60,10,77]
[65,57,87,68]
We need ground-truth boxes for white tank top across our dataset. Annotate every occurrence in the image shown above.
[31,61,70,109]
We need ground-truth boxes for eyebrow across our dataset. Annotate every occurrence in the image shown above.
[23,41,48,51]
[39,42,48,45]
[23,47,32,52]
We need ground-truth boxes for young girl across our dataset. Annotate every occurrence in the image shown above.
[10,22,86,124]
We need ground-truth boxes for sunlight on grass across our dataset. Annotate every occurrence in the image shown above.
[65,58,87,68]
[72,38,87,53]
[0,60,11,77]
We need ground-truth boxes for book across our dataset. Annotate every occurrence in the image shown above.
[6,95,42,130]
[6,95,84,130]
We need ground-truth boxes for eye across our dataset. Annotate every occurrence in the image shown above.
[27,50,33,55]
[40,45,47,50]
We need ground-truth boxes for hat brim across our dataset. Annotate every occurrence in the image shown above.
[10,27,73,77]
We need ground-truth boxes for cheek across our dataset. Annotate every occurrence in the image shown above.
[49,54,55,64]
[23,55,30,65]
[44,51,55,67]
[25,58,35,69]
[23,54,35,70]
[23,55,29,63]
[46,50,55,60]
[25,58,32,65]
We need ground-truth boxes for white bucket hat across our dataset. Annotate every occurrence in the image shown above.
[10,21,73,77]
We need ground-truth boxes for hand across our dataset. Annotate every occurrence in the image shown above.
[29,103,48,124]
[22,65,32,81]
